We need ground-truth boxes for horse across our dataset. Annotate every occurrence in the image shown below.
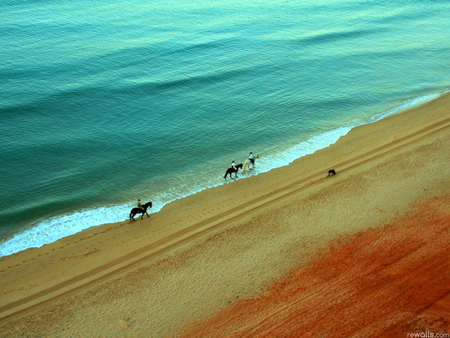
[129,201,152,221]
[224,163,243,180]
[243,154,259,171]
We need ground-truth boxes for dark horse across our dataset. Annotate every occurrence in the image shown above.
[224,163,243,180]
[129,201,152,221]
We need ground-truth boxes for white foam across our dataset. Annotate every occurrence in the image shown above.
[0,194,211,257]
[0,205,131,257]
[0,91,446,257]
[254,126,353,172]
[369,93,442,122]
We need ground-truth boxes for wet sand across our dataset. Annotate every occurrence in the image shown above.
[1,93,450,337]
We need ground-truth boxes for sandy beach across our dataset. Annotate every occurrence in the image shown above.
[1,93,450,337]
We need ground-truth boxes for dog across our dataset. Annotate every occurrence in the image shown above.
[327,169,336,177]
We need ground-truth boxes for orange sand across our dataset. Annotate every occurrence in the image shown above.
[178,195,450,337]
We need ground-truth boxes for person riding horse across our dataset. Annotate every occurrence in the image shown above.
[224,162,243,179]
[130,201,152,221]
[242,152,258,171]
[248,152,255,166]
[137,199,145,210]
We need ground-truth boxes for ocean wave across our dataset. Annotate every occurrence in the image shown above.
[369,92,443,122]
[298,27,380,47]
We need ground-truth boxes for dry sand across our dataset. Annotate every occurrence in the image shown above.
[1,93,450,337]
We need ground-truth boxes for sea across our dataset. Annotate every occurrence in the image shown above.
[1,0,450,257]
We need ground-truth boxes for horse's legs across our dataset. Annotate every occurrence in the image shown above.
[140,210,150,219]
[130,208,145,221]
[141,209,148,219]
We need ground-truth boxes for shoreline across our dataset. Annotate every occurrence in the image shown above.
[0,90,446,258]
[1,91,450,336]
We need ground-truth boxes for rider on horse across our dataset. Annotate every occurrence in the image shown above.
[137,199,145,210]
[248,152,255,166]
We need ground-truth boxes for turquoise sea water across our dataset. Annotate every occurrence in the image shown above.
[1,0,450,256]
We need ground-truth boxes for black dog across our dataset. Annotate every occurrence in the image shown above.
[327,169,336,177]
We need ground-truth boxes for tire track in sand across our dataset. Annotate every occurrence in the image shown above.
[178,196,450,337]
[1,116,450,323]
